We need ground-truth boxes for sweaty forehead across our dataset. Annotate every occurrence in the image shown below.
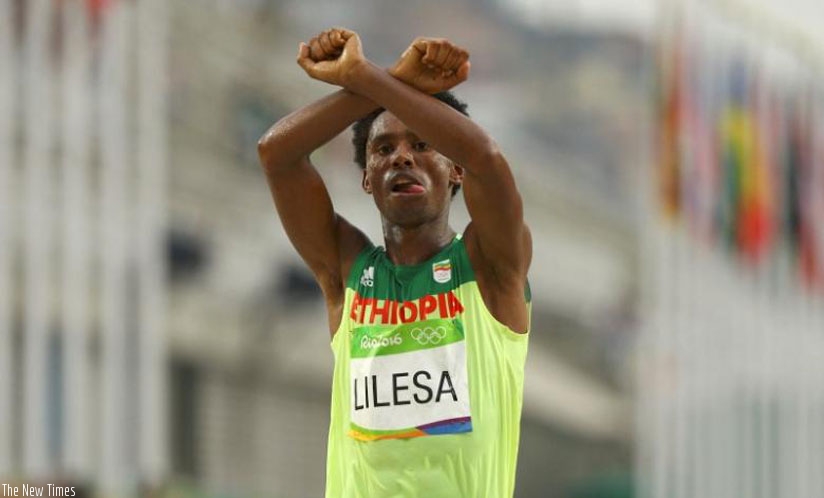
[368,111,413,143]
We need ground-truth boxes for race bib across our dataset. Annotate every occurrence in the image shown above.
[348,318,473,441]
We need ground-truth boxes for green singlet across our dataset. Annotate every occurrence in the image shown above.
[325,234,531,498]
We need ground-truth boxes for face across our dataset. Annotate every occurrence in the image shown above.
[362,112,462,227]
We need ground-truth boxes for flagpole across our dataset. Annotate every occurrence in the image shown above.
[672,9,689,498]
[742,34,758,498]
[634,2,666,493]
[61,0,92,478]
[23,0,55,477]
[99,0,130,491]
[699,13,721,497]
[782,88,801,496]
[812,83,824,498]
[0,0,16,476]
[755,45,778,498]
[718,18,736,498]
[137,0,169,485]
[652,211,672,498]
[815,295,824,498]
[799,81,818,498]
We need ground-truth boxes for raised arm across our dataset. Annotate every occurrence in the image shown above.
[298,30,531,314]
[258,29,471,333]
[257,89,374,309]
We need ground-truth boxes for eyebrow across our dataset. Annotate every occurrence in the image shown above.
[369,133,398,145]
[369,131,421,145]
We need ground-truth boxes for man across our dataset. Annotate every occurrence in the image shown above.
[257,28,531,498]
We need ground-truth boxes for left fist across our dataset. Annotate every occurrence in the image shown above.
[389,37,470,94]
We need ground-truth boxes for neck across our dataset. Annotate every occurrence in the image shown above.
[381,216,456,266]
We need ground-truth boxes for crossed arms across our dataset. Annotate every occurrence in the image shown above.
[257,28,531,334]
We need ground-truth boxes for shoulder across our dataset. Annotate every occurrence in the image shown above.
[462,221,531,285]
[314,216,371,312]
[332,216,372,287]
[342,240,381,290]
[325,230,375,336]
[461,221,532,333]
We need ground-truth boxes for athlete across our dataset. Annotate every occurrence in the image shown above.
[257,28,532,498]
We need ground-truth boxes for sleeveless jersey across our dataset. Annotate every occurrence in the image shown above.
[325,235,531,498]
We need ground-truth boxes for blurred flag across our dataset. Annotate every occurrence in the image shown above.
[767,89,794,288]
[687,34,720,246]
[812,99,824,292]
[717,59,747,255]
[739,74,774,264]
[85,0,112,29]
[716,57,772,263]
[797,90,821,290]
[759,79,786,274]
[677,25,704,244]
[657,26,684,220]
[785,98,819,288]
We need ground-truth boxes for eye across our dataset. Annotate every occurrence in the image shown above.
[376,143,393,156]
[413,141,429,152]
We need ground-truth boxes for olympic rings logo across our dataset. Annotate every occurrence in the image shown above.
[410,326,448,345]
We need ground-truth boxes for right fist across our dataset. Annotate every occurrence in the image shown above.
[296,28,366,88]
[389,37,470,94]
[306,28,347,61]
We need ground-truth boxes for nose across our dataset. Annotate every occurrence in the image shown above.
[391,144,414,169]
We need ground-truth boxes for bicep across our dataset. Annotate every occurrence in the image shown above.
[263,157,369,296]
[461,150,531,278]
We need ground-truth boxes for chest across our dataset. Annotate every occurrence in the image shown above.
[348,256,466,327]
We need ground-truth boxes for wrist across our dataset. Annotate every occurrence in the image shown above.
[343,59,379,94]
[386,63,400,80]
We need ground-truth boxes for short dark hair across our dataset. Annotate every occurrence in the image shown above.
[351,91,469,196]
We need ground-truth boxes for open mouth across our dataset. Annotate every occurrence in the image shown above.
[391,182,426,194]
[389,176,426,195]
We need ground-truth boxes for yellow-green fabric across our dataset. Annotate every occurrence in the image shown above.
[325,236,530,498]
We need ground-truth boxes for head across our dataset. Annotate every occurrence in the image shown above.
[352,91,469,227]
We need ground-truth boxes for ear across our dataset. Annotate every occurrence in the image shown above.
[361,169,372,194]
[449,163,464,189]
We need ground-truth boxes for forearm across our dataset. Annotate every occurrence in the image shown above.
[346,61,497,169]
[257,89,378,171]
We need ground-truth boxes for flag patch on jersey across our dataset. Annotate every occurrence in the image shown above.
[432,260,452,283]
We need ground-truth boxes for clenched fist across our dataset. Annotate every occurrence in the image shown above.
[390,37,470,94]
[296,28,366,87]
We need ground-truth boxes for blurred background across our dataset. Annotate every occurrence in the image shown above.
[1,0,823,497]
